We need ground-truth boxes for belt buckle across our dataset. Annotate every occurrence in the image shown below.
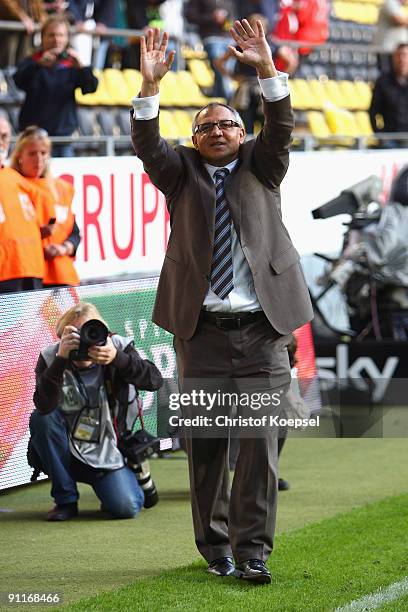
[216,317,238,330]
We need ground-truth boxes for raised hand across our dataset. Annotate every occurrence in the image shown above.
[229,19,277,79]
[140,28,175,96]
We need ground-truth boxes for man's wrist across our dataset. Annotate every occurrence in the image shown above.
[257,62,278,79]
[141,80,160,97]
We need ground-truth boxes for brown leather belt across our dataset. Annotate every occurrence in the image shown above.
[200,310,266,330]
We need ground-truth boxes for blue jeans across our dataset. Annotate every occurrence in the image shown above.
[29,409,144,518]
[52,143,74,158]
[203,37,234,100]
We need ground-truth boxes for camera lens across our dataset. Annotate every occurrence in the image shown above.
[81,319,109,346]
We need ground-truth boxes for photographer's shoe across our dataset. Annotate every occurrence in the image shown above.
[129,460,159,509]
[47,502,78,522]
[278,477,290,491]
[207,557,235,577]
[235,559,271,584]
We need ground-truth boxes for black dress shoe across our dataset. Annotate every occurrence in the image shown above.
[47,502,78,522]
[235,559,271,584]
[278,477,290,491]
[207,557,235,577]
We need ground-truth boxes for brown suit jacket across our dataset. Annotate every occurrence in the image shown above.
[131,95,313,340]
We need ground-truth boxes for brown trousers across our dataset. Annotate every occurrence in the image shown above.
[174,315,291,563]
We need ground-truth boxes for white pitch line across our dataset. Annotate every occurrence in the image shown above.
[334,577,408,612]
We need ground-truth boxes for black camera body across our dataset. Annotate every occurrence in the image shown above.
[69,319,109,361]
[118,429,160,465]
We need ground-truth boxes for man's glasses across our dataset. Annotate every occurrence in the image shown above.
[194,120,241,134]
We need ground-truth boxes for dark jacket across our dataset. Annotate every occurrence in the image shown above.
[131,96,314,340]
[369,71,408,133]
[185,0,236,39]
[65,0,89,22]
[14,53,98,135]
[33,338,163,430]
[126,0,166,29]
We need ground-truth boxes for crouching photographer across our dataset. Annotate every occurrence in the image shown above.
[29,302,163,521]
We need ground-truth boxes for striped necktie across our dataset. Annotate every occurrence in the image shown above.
[210,168,234,300]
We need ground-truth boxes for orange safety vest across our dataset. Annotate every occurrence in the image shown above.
[31,177,80,286]
[0,167,45,282]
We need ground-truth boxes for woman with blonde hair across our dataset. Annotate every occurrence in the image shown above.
[10,125,81,287]
[0,131,45,293]
[30,301,163,521]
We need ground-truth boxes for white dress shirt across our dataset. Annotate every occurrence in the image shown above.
[132,73,290,312]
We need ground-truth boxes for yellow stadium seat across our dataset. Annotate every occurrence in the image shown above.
[364,3,379,25]
[354,111,372,135]
[160,71,180,106]
[176,71,224,106]
[181,47,207,60]
[290,79,319,110]
[354,81,372,110]
[173,110,194,138]
[75,69,113,106]
[307,111,331,139]
[123,69,143,99]
[159,110,180,139]
[338,81,359,111]
[309,79,331,110]
[324,105,359,137]
[188,59,215,89]
[288,80,301,109]
[324,80,347,108]
[333,1,349,20]
[103,69,130,105]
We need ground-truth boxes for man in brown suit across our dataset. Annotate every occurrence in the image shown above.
[131,20,313,584]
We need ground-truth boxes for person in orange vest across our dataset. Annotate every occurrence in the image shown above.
[0,123,46,293]
[10,126,81,287]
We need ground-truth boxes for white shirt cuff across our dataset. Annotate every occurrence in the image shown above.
[131,92,160,120]
[259,72,289,102]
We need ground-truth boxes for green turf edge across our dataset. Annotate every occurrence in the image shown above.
[58,492,408,612]
[378,593,408,611]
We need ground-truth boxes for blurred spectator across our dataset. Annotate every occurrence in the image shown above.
[93,0,119,69]
[185,0,237,99]
[236,0,278,26]
[13,14,98,157]
[0,148,45,293]
[0,114,12,166]
[369,43,408,147]
[10,126,81,287]
[159,0,184,65]
[123,0,166,69]
[374,0,408,73]
[0,0,45,67]
[43,0,70,16]
[66,0,119,69]
[65,1,95,66]
[215,13,298,133]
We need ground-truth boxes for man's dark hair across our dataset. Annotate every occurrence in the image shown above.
[395,43,408,53]
[192,103,244,132]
